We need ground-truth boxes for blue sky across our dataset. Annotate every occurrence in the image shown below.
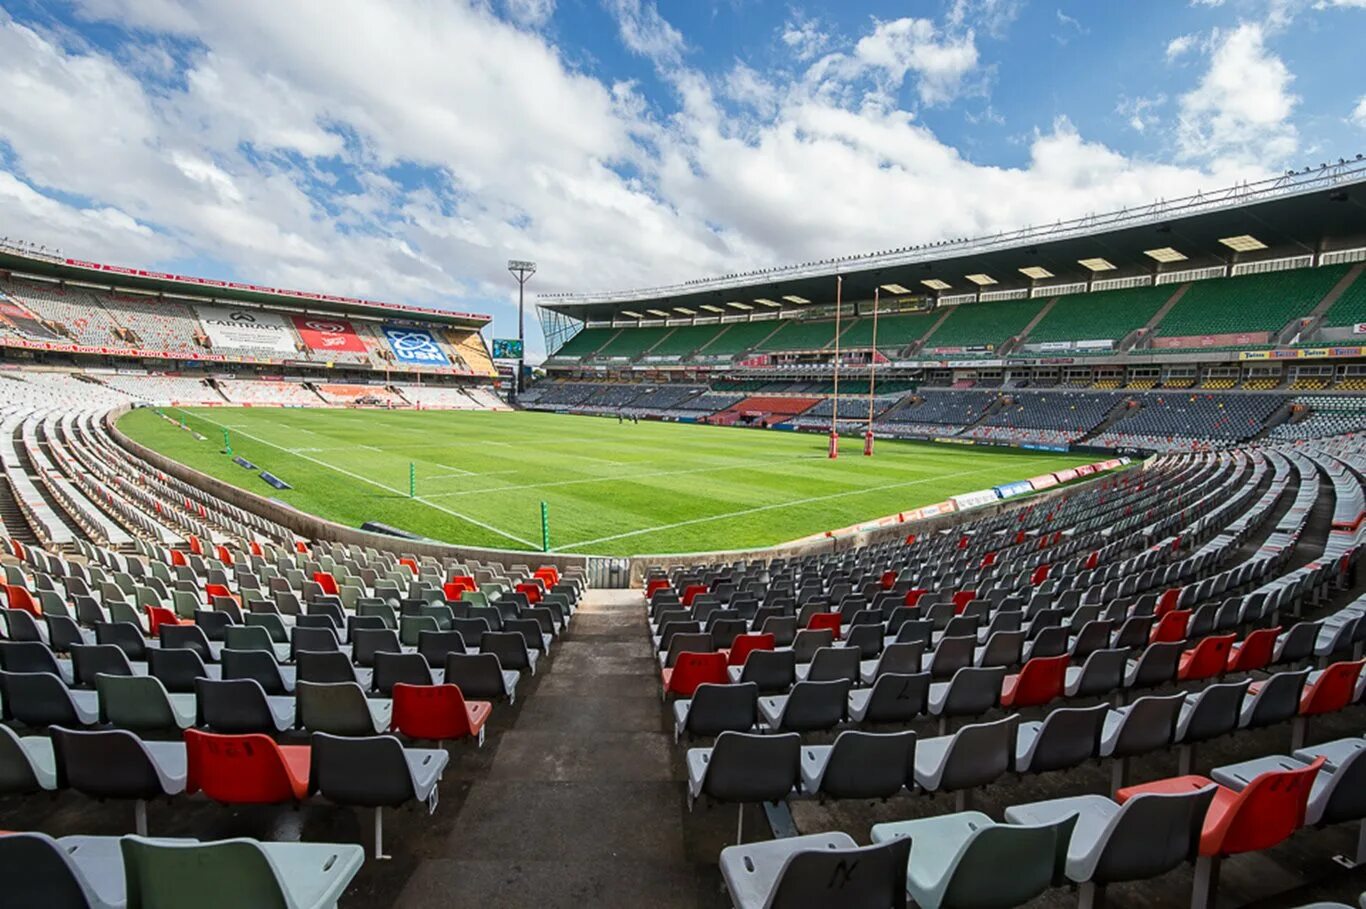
[0,0,1362,358]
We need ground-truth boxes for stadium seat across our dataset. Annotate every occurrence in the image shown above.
[185,729,310,805]
[719,832,912,909]
[391,682,491,744]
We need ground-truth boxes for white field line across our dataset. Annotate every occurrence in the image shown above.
[432,462,475,476]
[183,412,537,548]
[421,454,821,498]
[561,457,1067,549]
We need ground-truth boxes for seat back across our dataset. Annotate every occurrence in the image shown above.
[1206,757,1325,855]
[196,677,278,734]
[296,650,356,685]
[185,728,305,803]
[121,836,292,909]
[940,666,1005,718]
[0,831,102,909]
[1244,669,1310,728]
[817,730,916,799]
[444,652,509,699]
[1129,642,1182,688]
[778,679,849,731]
[1314,744,1366,826]
[938,715,1018,792]
[667,651,730,698]
[941,816,1076,908]
[481,631,532,671]
[96,673,178,731]
[160,624,217,662]
[418,630,468,668]
[766,837,912,909]
[70,644,134,687]
[861,672,930,723]
[1226,627,1277,673]
[738,649,797,694]
[1111,693,1184,758]
[0,723,45,793]
[297,681,375,736]
[726,633,774,668]
[393,682,476,739]
[685,683,758,737]
[148,646,210,693]
[1007,655,1068,708]
[928,635,976,680]
[805,647,859,684]
[310,732,415,806]
[1180,680,1249,743]
[1180,633,1236,680]
[373,651,435,695]
[1301,660,1366,716]
[702,731,801,803]
[1086,786,1216,884]
[1,670,81,726]
[0,640,61,675]
[52,726,163,800]
[1024,704,1109,774]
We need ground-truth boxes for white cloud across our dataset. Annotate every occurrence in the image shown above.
[946,0,1023,38]
[1176,23,1299,168]
[502,0,555,27]
[1116,94,1167,133]
[1352,96,1366,125]
[1166,33,1199,60]
[850,18,980,106]
[602,0,684,65]
[1315,0,1366,7]
[780,12,830,62]
[0,2,1299,360]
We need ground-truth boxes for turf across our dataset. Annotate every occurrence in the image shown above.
[117,407,1097,556]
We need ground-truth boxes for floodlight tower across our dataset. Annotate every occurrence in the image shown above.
[829,276,843,459]
[507,259,537,405]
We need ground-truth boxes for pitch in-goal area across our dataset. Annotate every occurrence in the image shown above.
[117,408,1095,556]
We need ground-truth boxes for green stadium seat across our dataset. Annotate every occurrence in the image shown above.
[1026,285,1173,345]
[1154,266,1347,339]
[1317,268,1366,329]
[927,297,1047,350]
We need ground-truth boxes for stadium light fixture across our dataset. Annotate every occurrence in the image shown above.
[507,259,536,404]
[646,308,670,317]
[700,304,726,313]
[920,279,951,291]
[1144,247,1187,263]
[752,297,780,307]
[1077,257,1116,272]
[782,295,810,304]
[880,283,911,294]
[674,307,697,315]
[727,301,754,310]
[1219,234,1266,252]
[619,310,643,318]
[965,273,997,286]
[1018,266,1053,279]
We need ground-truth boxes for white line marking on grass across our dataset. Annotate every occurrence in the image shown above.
[561,458,1067,549]
[422,454,818,498]
[184,412,538,548]
[432,462,475,476]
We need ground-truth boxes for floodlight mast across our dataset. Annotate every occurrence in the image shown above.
[507,259,537,404]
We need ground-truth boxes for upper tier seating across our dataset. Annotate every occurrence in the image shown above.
[2,281,125,347]
[1154,265,1348,340]
[701,321,784,356]
[595,326,672,358]
[926,297,1048,350]
[1317,268,1366,329]
[756,319,840,352]
[550,327,615,360]
[1025,285,1174,345]
[645,323,727,359]
[446,329,497,376]
[837,311,938,351]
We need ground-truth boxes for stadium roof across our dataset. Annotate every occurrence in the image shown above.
[0,243,491,328]
[539,160,1366,323]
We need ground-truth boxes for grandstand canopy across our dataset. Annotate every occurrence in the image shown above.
[0,246,490,328]
[539,164,1366,324]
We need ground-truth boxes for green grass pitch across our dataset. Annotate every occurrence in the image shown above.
[117,407,1097,556]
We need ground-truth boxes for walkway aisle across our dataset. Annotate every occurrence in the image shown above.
[395,588,725,908]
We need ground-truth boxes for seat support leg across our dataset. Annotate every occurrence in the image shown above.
[1190,855,1219,909]
[1332,820,1366,869]
[134,799,148,837]
[1078,881,1105,909]
[1291,716,1307,752]
[375,807,391,860]
[736,804,744,846]
[1110,757,1128,794]
[1179,744,1195,776]
[954,789,969,812]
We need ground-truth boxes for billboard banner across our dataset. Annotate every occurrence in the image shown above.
[197,305,296,352]
[1152,331,1270,349]
[491,338,524,359]
[382,325,449,366]
[291,315,366,354]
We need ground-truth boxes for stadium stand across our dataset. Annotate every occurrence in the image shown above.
[756,318,841,352]
[594,325,672,358]
[926,297,1047,351]
[1268,396,1366,441]
[1091,393,1288,451]
[1152,266,1348,344]
[1317,269,1366,331]
[315,384,407,406]
[1024,285,1174,348]
[833,310,938,352]
[699,320,782,356]
[547,326,615,360]
[644,323,727,359]
[215,379,323,407]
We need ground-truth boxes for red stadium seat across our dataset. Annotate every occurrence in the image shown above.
[646,578,672,598]
[144,606,181,637]
[1000,655,1068,708]
[3,585,40,617]
[1150,610,1190,644]
[391,683,492,744]
[514,583,542,604]
[1178,634,1237,682]
[952,590,977,614]
[1225,628,1277,674]
[904,588,929,607]
[681,584,708,607]
[806,612,842,640]
[1300,660,1366,717]
[661,651,728,699]
[1155,588,1182,617]
[399,558,419,575]
[725,633,775,667]
[184,729,310,804]
[312,572,339,596]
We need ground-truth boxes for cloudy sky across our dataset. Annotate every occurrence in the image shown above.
[0,0,1363,358]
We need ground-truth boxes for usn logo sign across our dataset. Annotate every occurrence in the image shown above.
[382,325,449,366]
